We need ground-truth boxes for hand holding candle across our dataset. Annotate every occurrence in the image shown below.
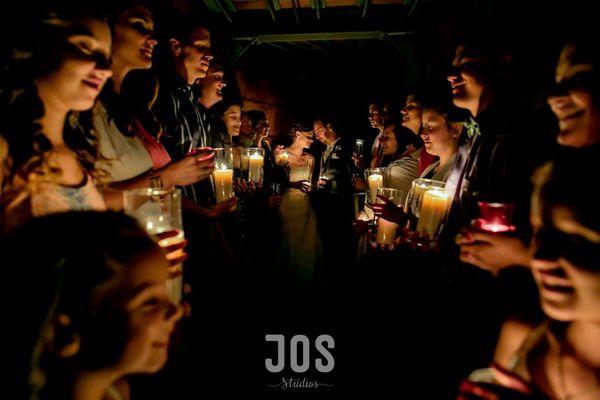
[375,188,403,246]
[123,187,185,304]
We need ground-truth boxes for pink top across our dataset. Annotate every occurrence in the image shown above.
[133,119,171,170]
[418,148,437,175]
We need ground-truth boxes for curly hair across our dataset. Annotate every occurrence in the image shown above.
[0,8,109,210]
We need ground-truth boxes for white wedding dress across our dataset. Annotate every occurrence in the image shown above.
[278,162,323,298]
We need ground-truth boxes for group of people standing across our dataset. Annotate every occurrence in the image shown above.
[2,0,600,399]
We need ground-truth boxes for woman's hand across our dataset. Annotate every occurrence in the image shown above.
[162,153,214,187]
[456,229,531,274]
[367,229,398,252]
[290,180,312,193]
[234,178,257,196]
[368,195,408,225]
[155,230,188,273]
[352,153,365,169]
[393,228,438,252]
[207,197,237,219]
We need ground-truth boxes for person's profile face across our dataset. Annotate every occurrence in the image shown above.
[112,6,157,71]
[368,103,385,129]
[37,18,113,112]
[296,130,314,149]
[223,104,241,137]
[178,27,212,83]
[240,114,254,137]
[420,109,456,157]
[447,45,490,112]
[313,120,328,142]
[547,44,600,148]
[531,204,600,322]
[401,95,423,134]
[198,67,226,100]
[380,125,398,156]
[114,249,183,374]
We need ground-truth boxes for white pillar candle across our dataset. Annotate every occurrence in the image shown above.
[368,174,384,203]
[213,169,234,202]
[377,218,398,245]
[248,154,264,182]
[417,189,451,238]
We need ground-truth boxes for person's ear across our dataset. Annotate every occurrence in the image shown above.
[169,38,182,57]
[49,314,80,358]
[450,122,464,139]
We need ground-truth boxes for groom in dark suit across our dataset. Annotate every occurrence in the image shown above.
[312,114,354,311]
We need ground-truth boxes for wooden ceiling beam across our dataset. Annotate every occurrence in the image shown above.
[232,0,403,10]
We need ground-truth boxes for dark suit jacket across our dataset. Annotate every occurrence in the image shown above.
[312,138,354,224]
[318,137,353,195]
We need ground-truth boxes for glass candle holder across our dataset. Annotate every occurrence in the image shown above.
[416,189,452,240]
[354,192,374,221]
[354,139,364,156]
[242,147,265,183]
[123,187,184,304]
[212,148,234,203]
[474,202,516,233]
[405,178,446,218]
[375,188,403,245]
[364,167,385,205]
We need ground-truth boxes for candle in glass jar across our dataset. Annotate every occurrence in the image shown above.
[248,154,264,182]
[377,218,398,245]
[476,202,515,233]
[417,189,451,238]
[368,174,384,203]
[213,169,234,202]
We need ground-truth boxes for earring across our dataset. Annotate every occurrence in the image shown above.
[53,314,80,358]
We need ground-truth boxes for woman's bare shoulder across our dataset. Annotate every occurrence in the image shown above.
[494,319,536,369]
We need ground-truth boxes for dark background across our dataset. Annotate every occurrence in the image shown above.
[1,0,595,397]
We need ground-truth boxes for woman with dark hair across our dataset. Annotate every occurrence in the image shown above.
[119,68,171,170]
[212,97,243,167]
[239,109,267,148]
[380,122,421,198]
[352,121,419,204]
[369,100,467,228]
[0,8,113,231]
[6,211,182,400]
[401,93,442,174]
[458,147,600,400]
[419,98,468,181]
[93,2,213,208]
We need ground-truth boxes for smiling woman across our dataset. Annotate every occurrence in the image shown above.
[465,147,600,399]
[547,37,600,148]
[0,7,113,232]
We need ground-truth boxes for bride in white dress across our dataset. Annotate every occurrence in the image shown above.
[276,128,323,302]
